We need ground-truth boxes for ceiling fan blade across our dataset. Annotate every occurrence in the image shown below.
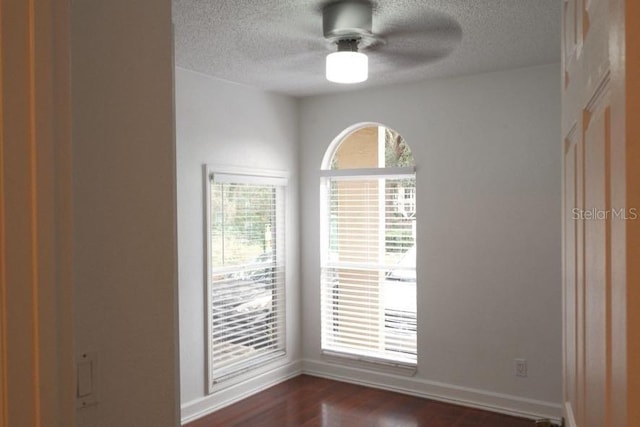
[378,19,462,41]
[357,7,462,68]
[231,19,328,64]
[368,48,452,69]
[373,7,462,54]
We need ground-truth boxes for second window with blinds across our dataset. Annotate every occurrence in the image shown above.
[320,125,417,370]
[205,167,287,391]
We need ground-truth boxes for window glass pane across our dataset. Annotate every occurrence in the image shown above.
[211,183,276,268]
[330,126,414,170]
[331,127,379,169]
[384,129,414,168]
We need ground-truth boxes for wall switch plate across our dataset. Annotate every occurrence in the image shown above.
[76,352,98,409]
[515,358,528,377]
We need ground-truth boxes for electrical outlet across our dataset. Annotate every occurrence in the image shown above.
[515,358,528,377]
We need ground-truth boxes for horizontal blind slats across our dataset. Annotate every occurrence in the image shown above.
[321,175,417,364]
[209,177,286,385]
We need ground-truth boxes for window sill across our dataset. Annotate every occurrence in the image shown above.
[321,350,417,377]
[209,350,286,393]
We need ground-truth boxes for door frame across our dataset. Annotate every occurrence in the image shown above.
[0,0,75,425]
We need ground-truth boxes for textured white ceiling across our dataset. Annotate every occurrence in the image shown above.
[173,0,560,97]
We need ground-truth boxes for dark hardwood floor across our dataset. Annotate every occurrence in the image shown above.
[186,375,538,427]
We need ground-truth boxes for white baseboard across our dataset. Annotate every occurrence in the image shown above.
[301,358,563,424]
[564,401,577,427]
[180,360,302,425]
[181,357,563,426]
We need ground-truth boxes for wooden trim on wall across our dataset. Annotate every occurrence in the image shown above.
[0,0,74,425]
[623,0,640,423]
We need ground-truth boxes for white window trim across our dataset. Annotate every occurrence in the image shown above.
[204,165,288,393]
[320,173,418,371]
[319,125,418,373]
[320,350,417,377]
[319,166,415,179]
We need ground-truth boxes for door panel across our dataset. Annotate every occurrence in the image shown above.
[562,0,638,425]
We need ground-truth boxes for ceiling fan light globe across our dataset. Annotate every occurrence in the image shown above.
[326,51,368,84]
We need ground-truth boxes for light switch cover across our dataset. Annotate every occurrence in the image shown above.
[76,352,98,409]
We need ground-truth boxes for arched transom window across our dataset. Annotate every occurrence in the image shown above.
[320,124,417,367]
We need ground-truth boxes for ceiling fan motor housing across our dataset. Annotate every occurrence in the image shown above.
[323,1,373,42]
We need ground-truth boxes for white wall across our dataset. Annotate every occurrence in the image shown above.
[176,68,301,422]
[71,1,179,426]
[299,64,562,420]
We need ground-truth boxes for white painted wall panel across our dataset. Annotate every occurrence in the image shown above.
[71,1,179,425]
[299,64,562,410]
[175,68,301,417]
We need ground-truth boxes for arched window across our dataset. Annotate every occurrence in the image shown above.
[320,124,417,367]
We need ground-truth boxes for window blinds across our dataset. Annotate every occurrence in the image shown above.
[207,172,286,387]
[320,174,416,366]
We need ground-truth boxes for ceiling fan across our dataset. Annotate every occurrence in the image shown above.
[320,0,461,84]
